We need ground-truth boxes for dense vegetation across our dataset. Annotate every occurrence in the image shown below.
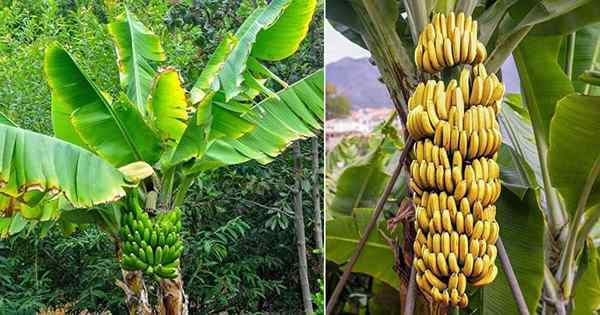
[0,0,323,313]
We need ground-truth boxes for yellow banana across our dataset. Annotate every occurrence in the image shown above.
[459,70,470,104]
[437,253,449,276]
[465,214,474,236]
[459,130,469,157]
[444,169,455,193]
[435,36,446,68]
[436,165,445,190]
[473,265,498,287]
[459,234,469,263]
[472,221,484,240]
[470,239,480,257]
[472,257,484,277]
[444,38,454,67]
[468,130,480,159]
[415,44,424,72]
[470,76,483,105]
[456,212,465,234]
[460,31,470,63]
[449,252,460,273]
[466,180,478,205]
[452,31,461,63]
[462,254,474,276]
[453,180,467,200]
[423,48,434,73]
[442,210,453,232]
[428,40,441,71]
[433,210,442,233]
[425,270,447,289]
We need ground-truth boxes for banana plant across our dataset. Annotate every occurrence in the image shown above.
[0,1,322,314]
[326,0,600,314]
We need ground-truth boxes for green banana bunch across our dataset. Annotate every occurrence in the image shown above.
[120,197,183,279]
[409,13,503,308]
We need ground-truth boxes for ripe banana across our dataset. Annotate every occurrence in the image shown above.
[415,12,488,73]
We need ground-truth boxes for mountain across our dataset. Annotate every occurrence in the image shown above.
[326,57,393,109]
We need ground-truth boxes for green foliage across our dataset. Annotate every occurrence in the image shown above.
[326,83,352,119]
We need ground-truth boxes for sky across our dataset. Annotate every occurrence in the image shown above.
[325,20,370,65]
[325,20,520,93]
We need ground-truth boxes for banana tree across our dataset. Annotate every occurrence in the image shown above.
[326,0,600,314]
[0,1,323,314]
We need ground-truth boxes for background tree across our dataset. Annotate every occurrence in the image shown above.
[326,83,352,119]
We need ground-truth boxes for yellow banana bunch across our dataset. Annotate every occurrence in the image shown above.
[415,12,487,73]
[409,12,504,308]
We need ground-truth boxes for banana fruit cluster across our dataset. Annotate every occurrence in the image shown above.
[409,13,503,308]
[415,12,487,73]
[120,201,183,279]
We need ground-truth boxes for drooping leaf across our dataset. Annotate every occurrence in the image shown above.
[185,69,323,172]
[251,0,317,61]
[45,45,161,166]
[326,0,368,49]
[549,94,600,215]
[220,0,291,100]
[148,68,188,143]
[0,124,127,208]
[107,8,166,113]
[189,34,237,105]
[326,208,400,289]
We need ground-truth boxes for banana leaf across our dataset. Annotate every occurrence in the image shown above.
[107,8,166,114]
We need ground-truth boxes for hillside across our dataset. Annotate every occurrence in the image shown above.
[326,57,393,109]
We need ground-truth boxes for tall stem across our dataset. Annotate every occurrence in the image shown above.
[293,142,314,314]
[326,138,415,314]
[312,137,324,267]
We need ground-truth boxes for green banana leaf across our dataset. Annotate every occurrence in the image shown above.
[530,2,600,36]
[189,34,236,105]
[549,94,600,215]
[0,111,16,127]
[570,24,600,95]
[326,208,400,289]
[325,0,368,49]
[251,0,317,61]
[0,124,127,209]
[496,0,592,47]
[572,243,600,314]
[185,69,324,173]
[107,8,166,114]
[148,68,188,144]
[513,34,574,158]
[45,45,161,167]
[498,95,542,197]
[219,0,290,100]
[328,152,390,217]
